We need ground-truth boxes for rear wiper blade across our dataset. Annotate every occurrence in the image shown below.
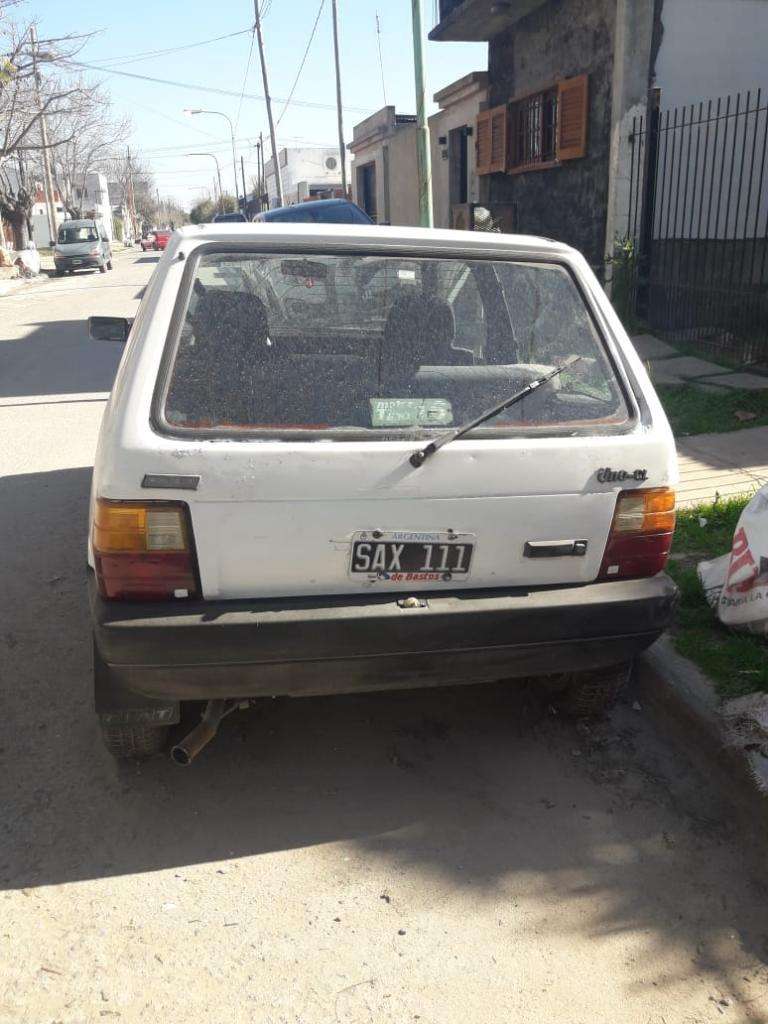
[408,355,583,468]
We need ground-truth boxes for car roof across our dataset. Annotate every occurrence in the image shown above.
[172,222,575,258]
[266,198,353,213]
[61,218,97,226]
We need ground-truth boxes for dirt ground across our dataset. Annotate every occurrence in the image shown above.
[1,252,767,1023]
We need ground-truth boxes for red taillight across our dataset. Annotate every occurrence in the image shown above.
[599,488,676,581]
[93,500,198,601]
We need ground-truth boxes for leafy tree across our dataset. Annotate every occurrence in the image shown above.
[190,198,216,224]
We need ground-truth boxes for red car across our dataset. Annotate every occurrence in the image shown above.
[153,230,172,251]
[139,233,155,251]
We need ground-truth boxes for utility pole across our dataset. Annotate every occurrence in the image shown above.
[330,0,348,195]
[410,0,433,227]
[259,132,265,208]
[253,0,283,206]
[126,146,138,236]
[240,155,248,214]
[30,26,57,244]
[376,12,388,106]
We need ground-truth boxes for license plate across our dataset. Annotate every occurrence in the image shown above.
[349,530,474,582]
[72,259,82,264]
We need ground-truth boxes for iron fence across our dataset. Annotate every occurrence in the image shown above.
[626,87,768,365]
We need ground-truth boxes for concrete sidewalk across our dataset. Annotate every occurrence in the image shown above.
[630,333,768,506]
[676,425,768,506]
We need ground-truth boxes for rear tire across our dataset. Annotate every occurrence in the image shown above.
[556,662,631,718]
[99,720,169,760]
[99,263,107,274]
[107,259,113,270]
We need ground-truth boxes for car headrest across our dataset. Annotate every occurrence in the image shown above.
[382,292,455,384]
[191,289,269,349]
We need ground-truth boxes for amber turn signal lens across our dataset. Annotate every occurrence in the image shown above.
[93,502,188,553]
[611,487,676,535]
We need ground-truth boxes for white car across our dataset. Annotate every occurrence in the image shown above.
[88,224,679,763]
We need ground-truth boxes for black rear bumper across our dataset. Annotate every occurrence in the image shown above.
[90,574,678,709]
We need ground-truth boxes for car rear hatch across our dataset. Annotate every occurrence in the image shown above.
[111,243,675,601]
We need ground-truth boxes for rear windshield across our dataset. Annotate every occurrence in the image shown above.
[162,251,630,438]
[58,224,98,243]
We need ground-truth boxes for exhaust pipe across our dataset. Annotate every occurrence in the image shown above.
[171,699,237,766]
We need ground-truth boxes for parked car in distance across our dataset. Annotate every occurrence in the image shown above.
[139,233,156,251]
[87,223,678,764]
[152,230,172,251]
[212,211,248,223]
[54,219,112,275]
[253,197,373,225]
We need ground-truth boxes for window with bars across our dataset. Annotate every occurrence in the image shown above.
[476,74,589,176]
[510,87,559,170]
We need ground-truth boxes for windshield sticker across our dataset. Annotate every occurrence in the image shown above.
[370,398,453,428]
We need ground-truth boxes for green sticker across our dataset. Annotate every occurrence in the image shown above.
[370,398,453,427]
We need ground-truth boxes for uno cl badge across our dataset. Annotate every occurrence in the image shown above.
[596,467,648,483]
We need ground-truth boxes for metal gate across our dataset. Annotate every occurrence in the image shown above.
[626,87,768,365]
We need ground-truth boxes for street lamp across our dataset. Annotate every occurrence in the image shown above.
[185,153,224,213]
[183,108,240,209]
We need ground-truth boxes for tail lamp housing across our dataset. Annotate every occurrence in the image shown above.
[93,499,199,601]
[599,487,676,581]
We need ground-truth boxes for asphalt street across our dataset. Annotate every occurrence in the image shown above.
[0,249,766,1024]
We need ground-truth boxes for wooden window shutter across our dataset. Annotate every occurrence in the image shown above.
[557,74,588,161]
[475,109,492,175]
[488,104,508,173]
[476,104,507,175]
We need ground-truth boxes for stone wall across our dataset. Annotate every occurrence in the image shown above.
[484,0,617,272]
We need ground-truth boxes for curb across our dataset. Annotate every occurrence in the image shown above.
[0,247,137,298]
[0,271,53,299]
[636,636,767,838]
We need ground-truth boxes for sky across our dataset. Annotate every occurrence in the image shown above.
[22,0,486,209]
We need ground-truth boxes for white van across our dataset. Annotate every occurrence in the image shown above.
[88,224,678,763]
[55,218,112,275]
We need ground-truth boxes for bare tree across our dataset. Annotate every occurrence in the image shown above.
[47,82,132,216]
[98,149,157,236]
[0,13,92,243]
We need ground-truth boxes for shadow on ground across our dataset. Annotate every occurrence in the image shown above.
[0,320,123,399]
[0,465,766,1010]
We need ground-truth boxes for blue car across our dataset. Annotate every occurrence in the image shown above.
[253,198,373,225]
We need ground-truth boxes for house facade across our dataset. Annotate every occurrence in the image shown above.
[263,147,349,209]
[428,71,488,229]
[430,0,768,275]
[348,107,419,225]
[30,186,66,247]
[74,171,114,240]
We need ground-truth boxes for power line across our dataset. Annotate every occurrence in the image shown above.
[141,136,340,163]
[235,29,257,135]
[109,91,221,139]
[87,28,254,67]
[64,59,371,114]
[276,0,326,126]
